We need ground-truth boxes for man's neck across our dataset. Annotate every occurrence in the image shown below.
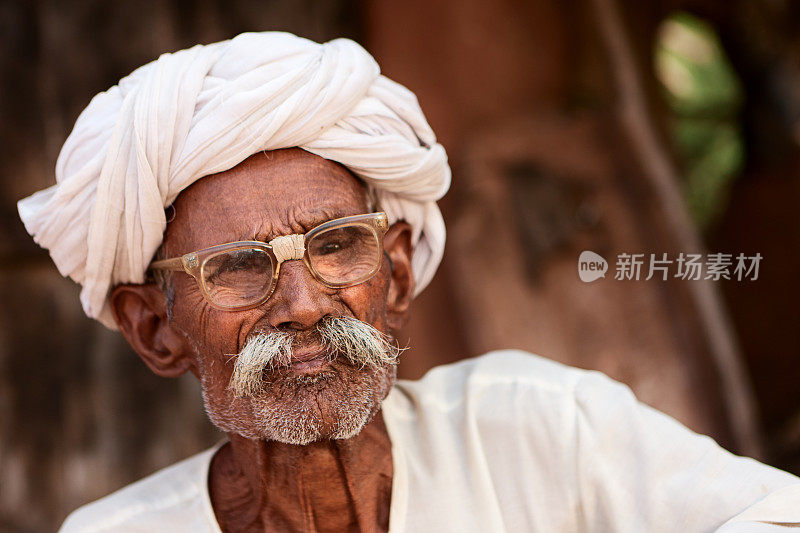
[209,411,393,532]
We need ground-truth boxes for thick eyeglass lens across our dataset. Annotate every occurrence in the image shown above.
[201,248,274,307]
[307,225,381,285]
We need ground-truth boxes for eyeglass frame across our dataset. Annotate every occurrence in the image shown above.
[148,212,390,311]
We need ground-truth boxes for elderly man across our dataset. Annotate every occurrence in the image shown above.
[18,32,800,532]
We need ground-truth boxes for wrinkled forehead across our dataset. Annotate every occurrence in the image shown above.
[162,148,370,254]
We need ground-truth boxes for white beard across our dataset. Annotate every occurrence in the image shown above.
[196,316,401,444]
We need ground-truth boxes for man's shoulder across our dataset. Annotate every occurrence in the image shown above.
[386,349,600,418]
[59,444,221,533]
[399,349,589,394]
[382,350,609,491]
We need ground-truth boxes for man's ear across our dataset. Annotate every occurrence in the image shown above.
[109,283,195,378]
[383,221,415,331]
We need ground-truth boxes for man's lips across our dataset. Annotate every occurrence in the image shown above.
[290,346,330,373]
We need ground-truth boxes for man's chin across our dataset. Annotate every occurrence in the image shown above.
[202,361,397,445]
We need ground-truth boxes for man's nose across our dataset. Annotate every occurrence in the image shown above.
[265,259,337,331]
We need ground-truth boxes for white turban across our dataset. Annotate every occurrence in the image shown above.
[17,32,451,329]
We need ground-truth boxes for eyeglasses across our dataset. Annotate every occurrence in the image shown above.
[148,212,389,311]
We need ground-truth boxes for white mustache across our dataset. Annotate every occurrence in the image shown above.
[227,316,402,398]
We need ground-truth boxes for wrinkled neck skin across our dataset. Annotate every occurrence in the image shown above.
[209,411,393,532]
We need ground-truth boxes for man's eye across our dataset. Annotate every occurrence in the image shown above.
[319,242,343,255]
[317,234,358,255]
[224,258,252,271]
[206,251,267,283]
[219,255,256,272]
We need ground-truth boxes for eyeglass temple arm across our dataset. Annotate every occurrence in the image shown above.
[383,251,394,272]
[149,257,186,271]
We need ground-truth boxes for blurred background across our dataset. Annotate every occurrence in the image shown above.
[1,0,799,530]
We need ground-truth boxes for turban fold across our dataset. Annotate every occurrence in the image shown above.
[18,32,451,328]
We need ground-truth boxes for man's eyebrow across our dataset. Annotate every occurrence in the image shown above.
[297,208,346,229]
[234,208,350,242]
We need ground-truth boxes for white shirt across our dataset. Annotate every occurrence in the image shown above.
[60,350,800,532]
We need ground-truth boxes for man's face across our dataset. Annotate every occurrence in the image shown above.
[159,149,403,443]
